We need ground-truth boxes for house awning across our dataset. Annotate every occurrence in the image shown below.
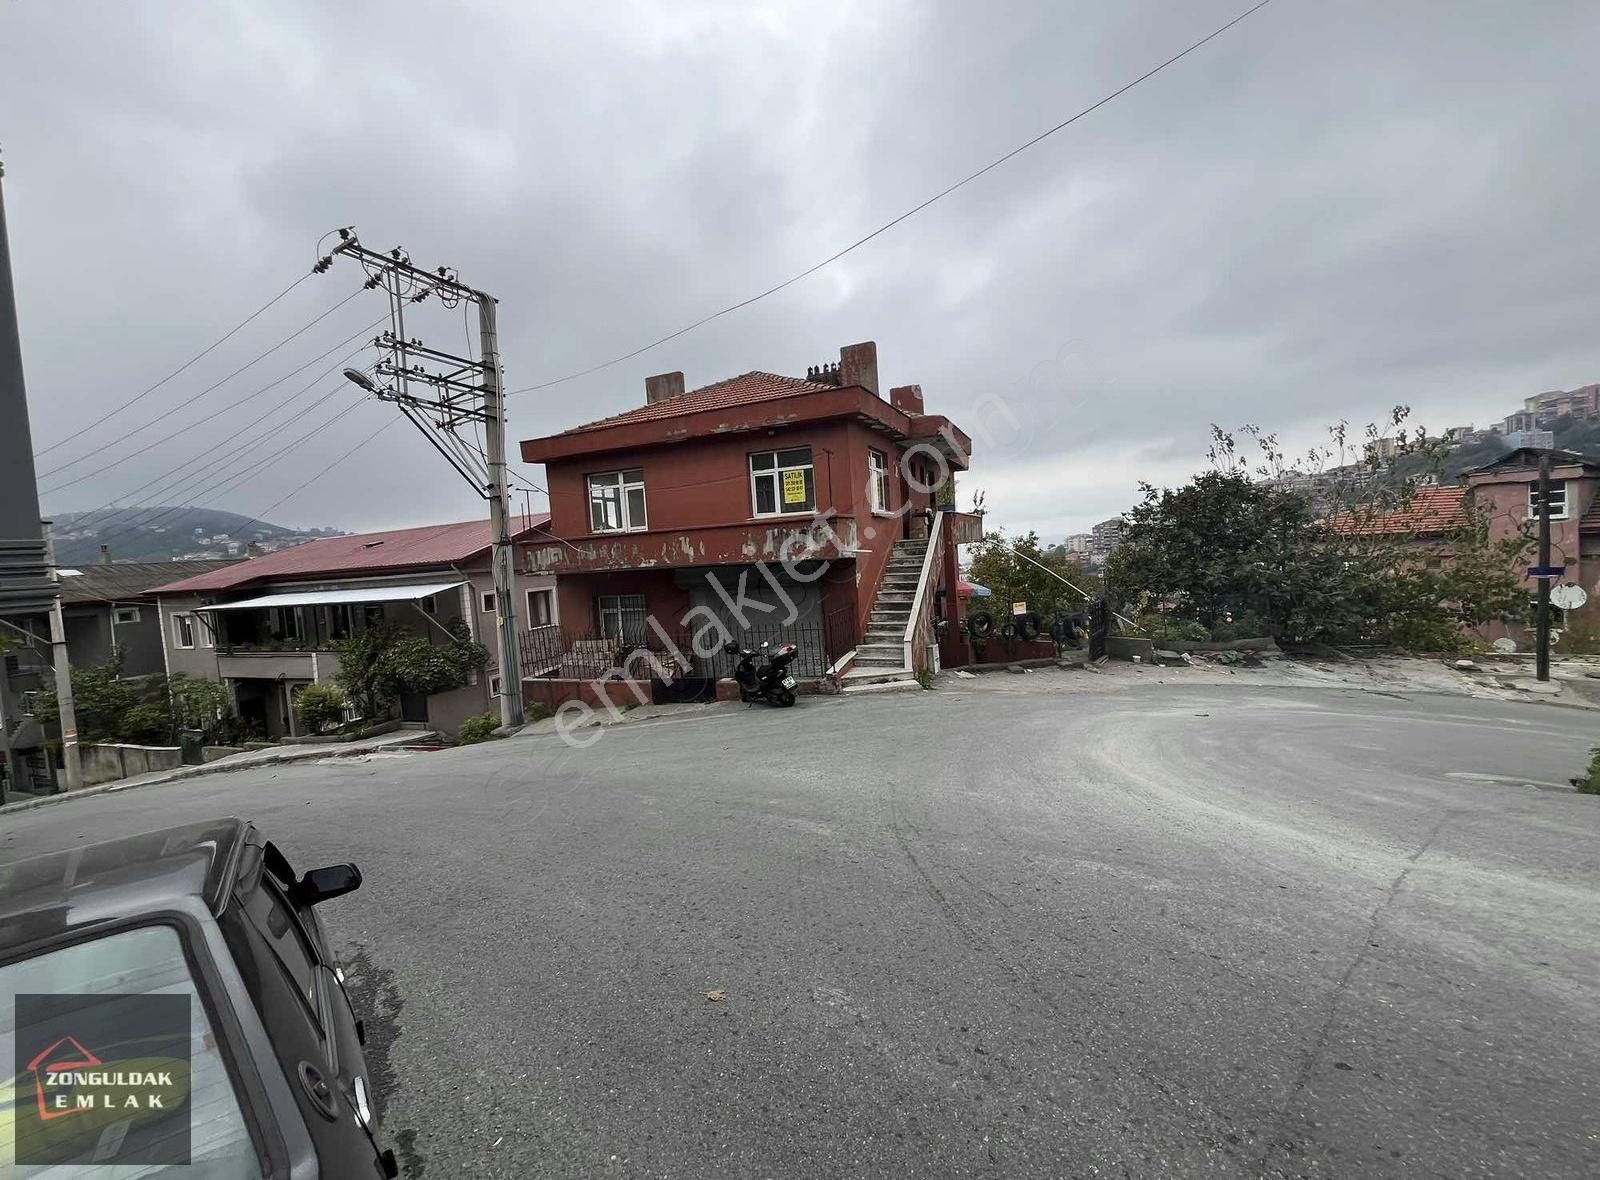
[196,581,467,612]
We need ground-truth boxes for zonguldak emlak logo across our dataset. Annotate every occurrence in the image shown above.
[28,1036,179,1119]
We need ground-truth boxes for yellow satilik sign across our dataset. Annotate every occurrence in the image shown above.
[781,469,807,506]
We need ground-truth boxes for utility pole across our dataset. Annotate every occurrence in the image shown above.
[319,229,524,728]
[476,297,524,730]
[1535,453,1552,683]
[43,523,82,791]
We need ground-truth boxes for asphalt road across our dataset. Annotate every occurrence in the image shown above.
[4,680,1598,1178]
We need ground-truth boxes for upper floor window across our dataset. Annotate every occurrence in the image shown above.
[113,605,142,624]
[589,469,647,532]
[1529,481,1569,521]
[173,613,196,649]
[867,450,889,513]
[751,447,815,516]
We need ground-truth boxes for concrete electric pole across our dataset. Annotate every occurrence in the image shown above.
[319,230,525,729]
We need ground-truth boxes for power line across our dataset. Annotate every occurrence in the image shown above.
[32,271,315,458]
[506,0,1277,396]
[90,391,375,554]
[37,285,367,474]
[225,416,403,539]
[59,366,358,526]
[39,317,385,490]
[82,386,358,550]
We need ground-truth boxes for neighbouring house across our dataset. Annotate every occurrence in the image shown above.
[150,516,555,739]
[1330,447,1600,643]
[1467,447,1600,639]
[57,557,240,676]
[518,340,977,694]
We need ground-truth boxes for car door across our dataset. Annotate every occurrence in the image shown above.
[227,843,387,1177]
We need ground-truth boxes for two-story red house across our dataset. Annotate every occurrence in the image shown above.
[518,341,973,691]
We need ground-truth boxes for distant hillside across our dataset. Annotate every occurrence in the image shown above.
[49,507,344,565]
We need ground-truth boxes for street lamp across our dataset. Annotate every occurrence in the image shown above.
[343,368,380,394]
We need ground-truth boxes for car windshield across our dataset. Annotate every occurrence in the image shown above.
[0,925,260,1178]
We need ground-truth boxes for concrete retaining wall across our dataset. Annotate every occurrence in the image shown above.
[80,743,183,787]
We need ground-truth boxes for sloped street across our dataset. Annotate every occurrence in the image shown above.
[4,680,1597,1178]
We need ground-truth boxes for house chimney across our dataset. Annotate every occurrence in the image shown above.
[889,384,924,416]
[246,540,261,557]
[98,543,111,564]
[838,342,878,397]
[645,371,685,405]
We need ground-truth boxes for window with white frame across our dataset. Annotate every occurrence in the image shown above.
[588,469,647,532]
[173,613,196,649]
[481,591,497,614]
[198,616,214,648]
[489,673,504,697]
[750,446,815,516]
[867,449,889,513]
[596,594,646,643]
[113,605,142,624]
[527,588,555,627]
[1529,481,1570,520]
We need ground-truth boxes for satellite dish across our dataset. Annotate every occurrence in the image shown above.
[1492,637,1517,654]
[1551,583,1588,611]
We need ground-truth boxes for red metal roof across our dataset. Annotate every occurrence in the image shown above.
[1327,485,1469,536]
[558,371,841,436]
[151,515,551,595]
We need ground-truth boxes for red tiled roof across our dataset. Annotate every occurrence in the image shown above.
[1327,485,1469,536]
[560,371,841,435]
[151,515,551,596]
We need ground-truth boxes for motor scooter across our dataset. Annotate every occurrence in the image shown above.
[723,640,800,707]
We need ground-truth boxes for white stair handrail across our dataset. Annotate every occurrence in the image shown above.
[901,515,945,672]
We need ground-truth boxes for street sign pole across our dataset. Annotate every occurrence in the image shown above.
[1536,454,1552,683]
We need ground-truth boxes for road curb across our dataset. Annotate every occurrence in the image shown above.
[0,738,427,816]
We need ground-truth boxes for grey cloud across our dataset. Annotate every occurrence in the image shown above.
[3,0,1596,541]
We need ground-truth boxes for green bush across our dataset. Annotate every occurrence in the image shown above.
[293,683,346,735]
[527,701,554,723]
[1574,748,1600,795]
[457,712,502,745]
[1137,613,1211,644]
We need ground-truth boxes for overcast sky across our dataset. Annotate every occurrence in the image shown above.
[4,0,1597,541]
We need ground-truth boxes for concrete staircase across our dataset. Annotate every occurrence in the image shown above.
[840,539,927,693]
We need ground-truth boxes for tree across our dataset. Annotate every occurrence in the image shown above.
[168,674,238,742]
[967,530,1101,618]
[1105,410,1533,649]
[332,620,488,720]
[32,648,170,745]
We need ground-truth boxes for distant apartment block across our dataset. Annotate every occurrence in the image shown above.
[1502,383,1600,433]
[1062,533,1091,555]
[1089,517,1124,563]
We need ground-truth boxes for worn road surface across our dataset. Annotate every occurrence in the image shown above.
[4,678,1598,1178]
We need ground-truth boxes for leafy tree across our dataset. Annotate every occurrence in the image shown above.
[967,530,1101,619]
[168,674,239,742]
[332,620,489,720]
[1105,409,1532,649]
[32,648,170,745]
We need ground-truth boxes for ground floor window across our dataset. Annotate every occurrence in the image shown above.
[597,594,647,643]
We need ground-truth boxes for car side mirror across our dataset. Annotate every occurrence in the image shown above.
[295,863,362,906]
